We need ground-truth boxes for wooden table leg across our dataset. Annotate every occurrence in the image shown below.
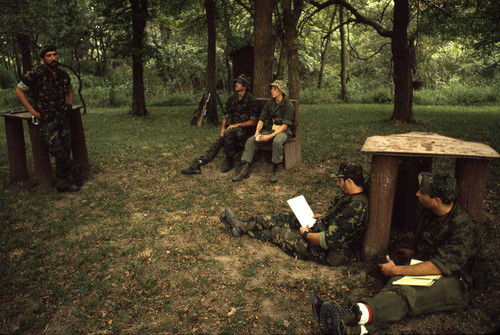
[4,117,28,181]
[363,155,400,258]
[70,107,90,178]
[27,121,55,188]
[455,158,489,221]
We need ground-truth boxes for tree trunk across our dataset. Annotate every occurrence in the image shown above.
[16,33,33,74]
[339,7,349,101]
[317,7,336,89]
[130,0,148,117]
[275,41,286,80]
[282,0,303,100]
[205,0,218,125]
[253,0,276,98]
[390,0,414,123]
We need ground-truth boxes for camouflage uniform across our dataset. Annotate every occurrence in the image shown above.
[241,96,294,164]
[198,91,258,164]
[18,64,74,181]
[244,192,369,266]
[362,173,480,328]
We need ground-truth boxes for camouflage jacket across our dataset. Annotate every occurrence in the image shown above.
[223,91,258,126]
[18,64,72,120]
[415,203,480,284]
[259,97,294,136]
[314,192,369,251]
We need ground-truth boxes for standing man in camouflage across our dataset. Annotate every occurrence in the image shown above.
[16,45,81,192]
[222,162,369,266]
[311,171,482,335]
[232,80,294,183]
[181,74,258,174]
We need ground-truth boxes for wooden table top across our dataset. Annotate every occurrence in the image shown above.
[361,132,499,159]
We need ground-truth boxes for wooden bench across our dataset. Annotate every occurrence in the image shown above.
[360,132,499,257]
[239,98,301,170]
[0,105,90,188]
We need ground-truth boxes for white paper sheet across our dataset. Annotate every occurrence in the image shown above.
[287,195,316,228]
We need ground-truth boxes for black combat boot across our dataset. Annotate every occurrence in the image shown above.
[56,179,80,193]
[319,302,362,335]
[181,159,203,175]
[270,163,279,183]
[222,207,251,237]
[72,165,83,187]
[232,162,250,182]
[220,155,234,173]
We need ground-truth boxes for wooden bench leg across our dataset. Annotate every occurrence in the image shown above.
[283,140,301,170]
[27,121,55,188]
[4,117,28,181]
[70,108,90,178]
[363,155,400,258]
[455,158,489,221]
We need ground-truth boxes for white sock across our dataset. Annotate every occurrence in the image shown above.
[357,303,372,325]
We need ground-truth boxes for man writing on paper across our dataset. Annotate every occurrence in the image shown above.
[221,162,369,266]
[311,171,483,335]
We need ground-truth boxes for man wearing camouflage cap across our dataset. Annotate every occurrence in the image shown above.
[181,74,258,174]
[312,171,482,335]
[222,161,369,266]
[233,79,295,183]
[16,44,81,192]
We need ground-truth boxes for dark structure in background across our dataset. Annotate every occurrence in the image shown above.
[230,46,254,92]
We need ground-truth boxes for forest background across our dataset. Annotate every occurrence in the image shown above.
[0,0,498,115]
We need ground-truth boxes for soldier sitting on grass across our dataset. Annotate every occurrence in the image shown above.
[221,162,369,266]
[311,171,483,335]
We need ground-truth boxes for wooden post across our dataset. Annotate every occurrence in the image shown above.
[70,107,90,178]
[363,155,400,258]
[4,117,28,181]
[455,158,489,221]
[27,121,54,188]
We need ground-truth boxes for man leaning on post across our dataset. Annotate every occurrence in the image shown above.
[311,171,484,335]
[16,44,82,192]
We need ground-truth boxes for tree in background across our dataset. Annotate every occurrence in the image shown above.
[253,0,276,98]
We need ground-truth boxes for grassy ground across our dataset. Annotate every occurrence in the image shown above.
[0,104,499,334]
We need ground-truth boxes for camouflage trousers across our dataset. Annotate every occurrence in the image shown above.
[245,212,346,266]
[199,127,251,164]
[241,131,290,164]
[362,275,469,329]
[39,115,74,180]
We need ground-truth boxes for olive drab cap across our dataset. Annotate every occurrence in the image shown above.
[331,162,364,186]
[234,74,252,88]
[269,80,288,96]
[39,44,57,58]
[418,171,458,201]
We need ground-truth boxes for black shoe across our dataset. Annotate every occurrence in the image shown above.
[219,209,230,227]
[311,293,323,322]
[181,160,202,175]
[320,302,346,335]
[220,156,234,173]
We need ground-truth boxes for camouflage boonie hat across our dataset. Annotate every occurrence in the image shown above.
[331,162,364,186]
[269,80,288,96]
[234,74,252,88]
[39,44,57,58]
[418,171,458,201]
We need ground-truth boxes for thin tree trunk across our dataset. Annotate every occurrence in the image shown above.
[318,7,336,89]
[282,0,303,100]
[390,0,414,123]
[16,33,33,74]
[339,6,348,101]
[130,0,148,116]
[275,41,286,80]
[253,0,276,98]
[205,0,218,125]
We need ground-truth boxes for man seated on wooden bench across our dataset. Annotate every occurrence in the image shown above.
[181,74,258,175]
[232,80,294,183]
[222,162,369,266]
[310,171,484,335]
